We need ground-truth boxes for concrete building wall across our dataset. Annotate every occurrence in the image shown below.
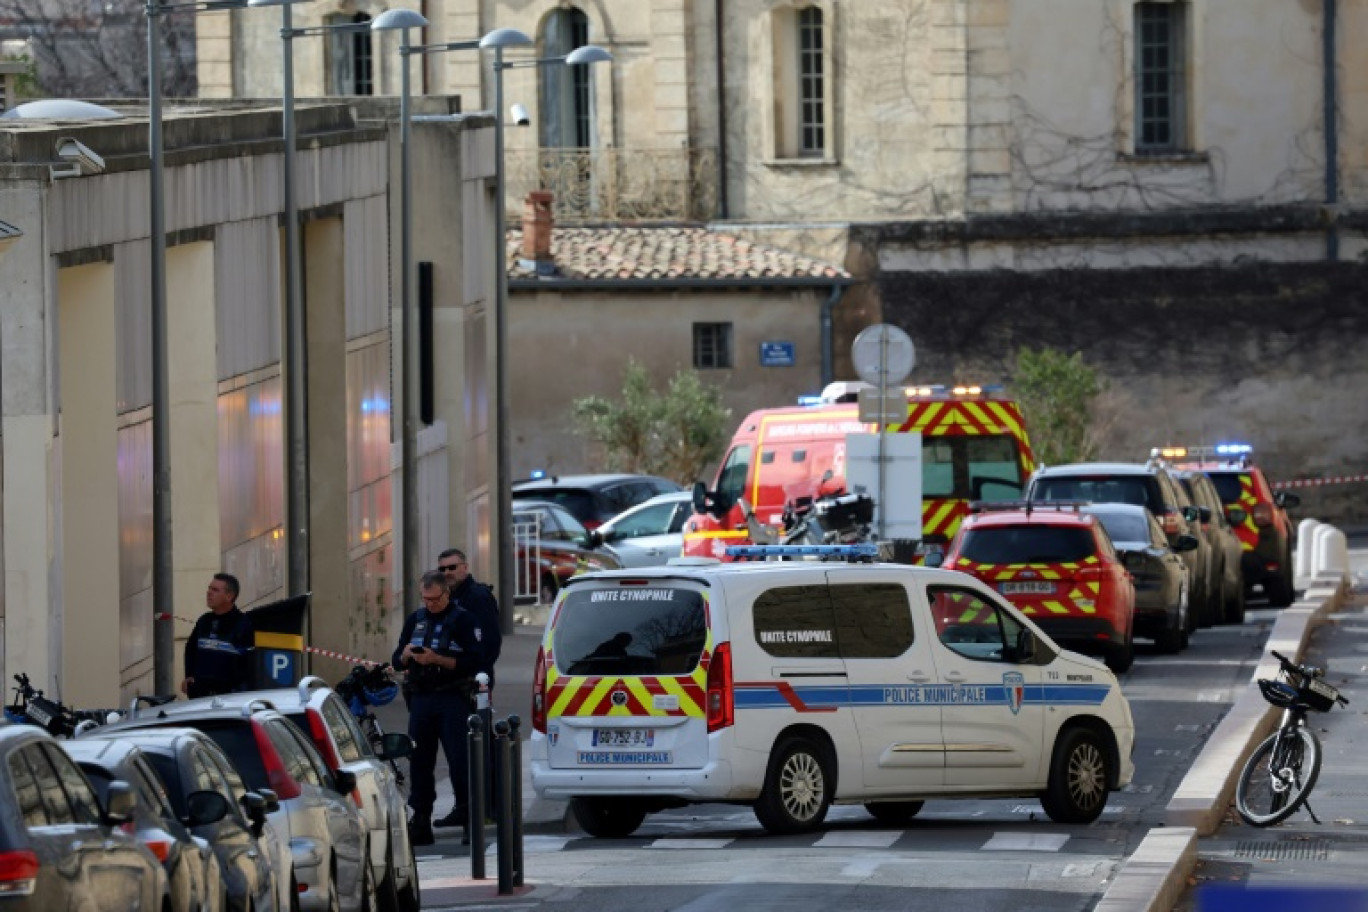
[508,287,826,479]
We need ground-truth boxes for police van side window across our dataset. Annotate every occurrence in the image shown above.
[830,583,913,658]
[928,585,1011,662]
[753,585,839,659]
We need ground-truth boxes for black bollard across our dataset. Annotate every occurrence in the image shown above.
[493,719,514,895]
[466,713,486,879]
[507,714,524,887]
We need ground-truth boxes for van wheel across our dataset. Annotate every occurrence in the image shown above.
[1266,564,1294,608]
[1104,622,1134,674]
[864,801,924,825]
[754,737,832,835]
[570,797,647,838]
[1223,580,1246,625]
[1041,728,1111,824]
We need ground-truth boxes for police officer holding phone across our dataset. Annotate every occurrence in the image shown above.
[393,570,485,845]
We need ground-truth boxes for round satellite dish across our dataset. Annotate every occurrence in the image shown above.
[852,324,915,387]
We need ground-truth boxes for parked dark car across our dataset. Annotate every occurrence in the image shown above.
[512,499,623,603]
[78,727,280,912]
[1171,466,1246,624]
[0,724,170,911]
[64,736,225,912]
[1082,503,1199,653]
[512,473,683,530]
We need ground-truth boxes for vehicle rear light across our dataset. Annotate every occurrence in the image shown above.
[0,850,38,896]
[1074,565,1105,581]
[144,839,172,863]
[252,719,302,800]
[1159,512,1182,535]
[706,642,734,733]
[1252,503,1274,527]
[532,646,548,734]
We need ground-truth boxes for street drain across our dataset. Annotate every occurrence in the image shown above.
[1233,839,1332,861]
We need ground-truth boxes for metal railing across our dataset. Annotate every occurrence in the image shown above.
[511,509,543,604]
[503,146,718,223]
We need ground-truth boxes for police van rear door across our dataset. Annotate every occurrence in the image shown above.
[543,579,713,771]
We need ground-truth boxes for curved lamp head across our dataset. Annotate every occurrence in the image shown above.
[370,8,430,31]
[565,44,613,66]
[479,27,533,50]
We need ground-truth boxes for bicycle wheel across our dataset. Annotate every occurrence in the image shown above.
[1235,725,1321,826]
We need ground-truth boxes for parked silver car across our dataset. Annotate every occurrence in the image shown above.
[100,698,376,912]
[596,491,693,567]
[0,724,170,911]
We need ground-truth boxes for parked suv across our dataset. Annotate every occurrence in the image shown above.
[513,473,682,530]
[940,502,1137,672]
[0,724,169,911]
[1026,461,1218,627]
[1170,445,1299,607]
[100,698,376,912]
[1170,465,1246,623]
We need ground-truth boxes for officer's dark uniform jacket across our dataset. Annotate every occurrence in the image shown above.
[184,607,254,696]
[451,575,501,686]
[392,604,485,694]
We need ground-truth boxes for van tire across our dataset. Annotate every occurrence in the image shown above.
[864,801,924,825]
[1040,728,1110,824]
[1223,579,1246,625]
[754,737,832,835]
[570,797,647,838]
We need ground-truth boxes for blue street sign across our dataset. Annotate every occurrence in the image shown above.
[257,648,299,686]
[760,341,795,367]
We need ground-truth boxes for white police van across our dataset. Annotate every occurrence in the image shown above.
[528,545,1135,836]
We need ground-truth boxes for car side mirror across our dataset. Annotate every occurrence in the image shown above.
[1275,491,1300,509]
[241,791,268,836]
[378,732,414,761]
[1227,507,1247,524]
[691,481,708,514]
[1173,533,1200,553]
[103,780,137,826]
[1197,506,1212,523]
[1181,505,1200,523]
[256,788,281,814]
[184,790,230,827]
[333,768,357,795]
[585,529,604,549]
[923,551,945,568]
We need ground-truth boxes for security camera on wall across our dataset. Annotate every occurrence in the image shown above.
[52,137,105,177]
[510,103,530,127]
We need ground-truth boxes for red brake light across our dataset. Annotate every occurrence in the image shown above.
[1252,503,1274,527]
[251,720,301,800]
[0,850,38,895]
[706,642,734,733]
[532,646,548,734]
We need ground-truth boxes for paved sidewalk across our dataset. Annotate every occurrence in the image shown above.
[1169,581,1368,910]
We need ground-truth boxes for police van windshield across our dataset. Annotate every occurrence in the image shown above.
[960,525,1096,564]
[553,586,708,676]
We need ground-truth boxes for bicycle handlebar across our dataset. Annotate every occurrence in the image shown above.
[1270,650,1350,706]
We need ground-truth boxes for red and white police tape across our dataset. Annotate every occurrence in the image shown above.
[154,612,382,667]
[1273,473,1368,490]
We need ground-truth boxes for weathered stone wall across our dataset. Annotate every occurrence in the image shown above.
[876,259,1368,526]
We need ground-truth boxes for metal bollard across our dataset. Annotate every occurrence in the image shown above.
[507,714,524,886]
[493,719,514,895]
[466,713,486,879]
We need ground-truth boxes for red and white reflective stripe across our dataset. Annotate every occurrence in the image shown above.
[1273,473,1368,489]
[154,612,381,667]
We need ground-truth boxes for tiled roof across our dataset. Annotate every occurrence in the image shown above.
[507,226,848,282]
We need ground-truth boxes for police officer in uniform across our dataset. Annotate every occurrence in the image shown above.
[393,570,485,846]
[181,573,254,698]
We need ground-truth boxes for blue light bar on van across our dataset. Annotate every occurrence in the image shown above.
[726,544,879,559]
[1216,443,1253,455]
[529,469,545,479]
[796,395,824,407]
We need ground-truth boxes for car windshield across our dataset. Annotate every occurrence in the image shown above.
[959,525,1097,564]
[1091,512,1149,545]
[521,490,594,523]
[552,586,708,676]
[1033,475,1154,509]
[178,722,269,791]
[1206,473,1246,505]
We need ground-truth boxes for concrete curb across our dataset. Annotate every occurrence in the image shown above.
[1093,827,1197,912]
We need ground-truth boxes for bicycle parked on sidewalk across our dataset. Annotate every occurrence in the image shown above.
[334,662,408,794]
[1235,650,1350,826]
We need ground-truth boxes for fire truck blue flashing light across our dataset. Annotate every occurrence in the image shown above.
[1216,443,1253,456]
[529,469,546,480]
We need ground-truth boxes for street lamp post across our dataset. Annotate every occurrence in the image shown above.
[145,0,247,695]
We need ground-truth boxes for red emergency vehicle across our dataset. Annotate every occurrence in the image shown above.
[682,383,1037,561]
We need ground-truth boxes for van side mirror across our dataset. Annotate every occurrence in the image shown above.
[1227,506,1247,524]
[1274,491,1300,509]
[184,790,230,827]
[691,481,708,514]
[102,780,137,826]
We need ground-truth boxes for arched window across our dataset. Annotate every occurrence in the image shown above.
[327,12,374,96]
[540,7,592,148]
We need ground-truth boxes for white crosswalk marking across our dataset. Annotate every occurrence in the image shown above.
[982,832,1070,852]
[648,838,735,850]
[815,831,900,848]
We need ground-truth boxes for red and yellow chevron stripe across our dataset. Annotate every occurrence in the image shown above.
[948,557,1105,617]
[1231,474,1260,551]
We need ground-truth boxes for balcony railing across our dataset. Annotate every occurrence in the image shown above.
[502,146,718,223]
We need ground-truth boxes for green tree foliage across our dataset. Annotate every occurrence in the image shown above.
[572,359,731,484]
[1012,347,1108,466]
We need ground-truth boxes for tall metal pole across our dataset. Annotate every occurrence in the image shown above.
[147,0,175,696]
[493,49,514,636]
[281,1,309,597]
[400,32,420,612]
